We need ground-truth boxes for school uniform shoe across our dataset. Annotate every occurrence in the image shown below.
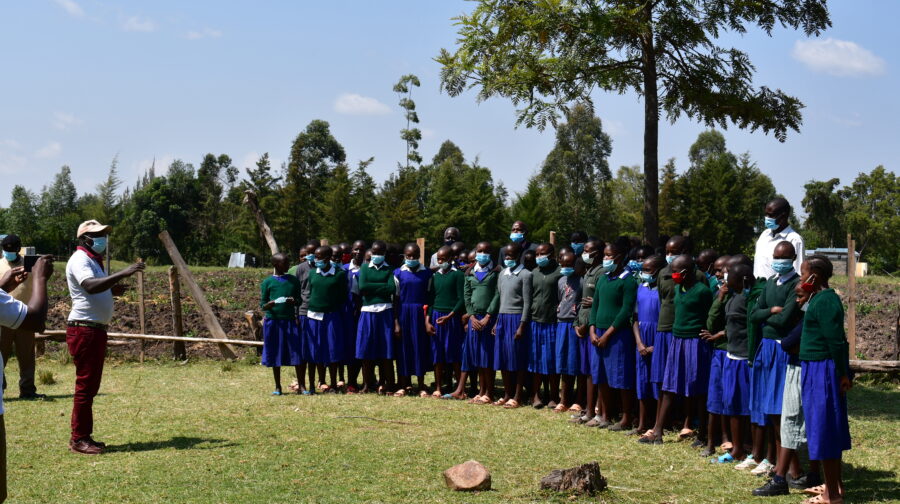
[750,459,775,475]
[788,472,822,490]
[752,476,790,496]
[69,438,103,455]
[734,457,759,471]
[584,416,606,427]
[569,415,590,424]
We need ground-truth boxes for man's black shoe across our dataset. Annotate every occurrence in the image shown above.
[752,477,789,497]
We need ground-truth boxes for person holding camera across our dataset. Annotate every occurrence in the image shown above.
[65,220,144,455]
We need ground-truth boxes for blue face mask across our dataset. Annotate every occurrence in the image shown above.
[370,254,385,265]
[602,259,615,270]
[2,251,17,262]
[331,260,340,267]
[476,253,491,265]
[509,232,525,243]
[571,243,584,255]
[90,236,108,254]
[560,267,575,277]
[503,259,517,269]
[764,216,779,230]
[640,272,654,284]
[665,254,675,265]
[404,259,420,269]
[536,255,550,268]
[742,287,751,296]
[772,258,794,275]
[627,260,642,272]
[315,259,328,269]
[305,254,316,264]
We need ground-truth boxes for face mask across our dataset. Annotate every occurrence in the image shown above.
[743,287,751,296]
[581,252,594,265]
[2,251,17,262]
[705,271,713,280]
[331,260,340,267]
[672,270,686,284]
[503,259,517,269]
[509,232,525,243]
[666,254,675,265]
[370,254,385,265]
[536,255,550,267]
[772,258,794,275]
[404,259,420,269]
[439,261,451,271]
[800,300,810,312]
[800,274,817,293]
[475,253,491,266]
[341,253,352,264]
[571,243,584,255]
[627,260,642,272]
[305,254,315,264]
[640,272,654,284]
[315,259,328,269]
[723,272,729,283]
[764,216,780,230]
[602,259,615,270]
[90,236,108,254]
[560,267,575,277]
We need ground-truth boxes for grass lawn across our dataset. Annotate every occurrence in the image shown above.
[4,355,899,503]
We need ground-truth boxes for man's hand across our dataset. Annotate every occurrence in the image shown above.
[33,255,54,282]
[123,261,146,277]
[0,266,26,291]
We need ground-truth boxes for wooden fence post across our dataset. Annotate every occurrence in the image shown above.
[416,237,426,264]
[549,231,557,247]
[847,234,857,359]
[158,230,237,359]
[243,311,262,357]
[136,258,146,363]
[169,266,186,360]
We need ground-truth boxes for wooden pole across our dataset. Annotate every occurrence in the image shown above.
[847,234,857,359]
[136,258,146,363]
[549,231,557,246]
[169,266,186,360]
[158,230,237,359]
[416,237,426,264]
[243,190,279,255]
[243,311,262,357]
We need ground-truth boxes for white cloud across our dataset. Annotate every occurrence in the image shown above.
[34,142,62,159]
[122,16,156,33]
[0,140,27,175]
[54,0,84,18]
[792,38,886,77]
[52,111,83,131]
[333,93,392,116]
[186,28,222,40]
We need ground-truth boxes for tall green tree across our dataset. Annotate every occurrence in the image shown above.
[38,165,80,256]
[348,158,378,243]
[376,167,421,244]
[93,155,122,225]
[437,0,830,244]
[839,166,899,271]
[394,74,423,167]
[318,163,355,244]
[608,166,645,238]
[508,177,551,244]
[657,158,680,238]
[536,103,612,238]
[801,178,844,248]
[5,186,38,246]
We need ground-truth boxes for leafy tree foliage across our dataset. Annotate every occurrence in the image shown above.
[394,74,423,167]
[801,178,844,248]
[839,167,899,271]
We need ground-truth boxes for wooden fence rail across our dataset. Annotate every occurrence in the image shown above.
[37,330,262,347]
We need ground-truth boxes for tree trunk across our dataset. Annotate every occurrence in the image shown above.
[641,5,660,246]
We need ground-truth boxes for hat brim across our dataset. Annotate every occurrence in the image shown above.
[78,224,112,237]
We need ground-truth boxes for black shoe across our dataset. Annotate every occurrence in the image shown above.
[788,472,821,490]
[752,477,789,497]
[699,447,715,457]
[20,392,47,400]
[87,437,107,449]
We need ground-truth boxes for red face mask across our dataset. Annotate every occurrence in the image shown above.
[672,270,686,284]
[341,253,352,264]
[800,273,817,293]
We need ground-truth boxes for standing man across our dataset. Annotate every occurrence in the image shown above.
[0,254,54,502]
[498,221,539,264]
[429,227,461,269]
[753,198,805,279]
[0,235,45,400]
[65,220,145,455]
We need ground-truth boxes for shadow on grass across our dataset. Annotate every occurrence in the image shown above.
[845,463,899,502]
[847,384,900,421]
[105,436,237,453]
[5,393,77,402]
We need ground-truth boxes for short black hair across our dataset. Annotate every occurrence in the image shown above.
[806,254,833,280]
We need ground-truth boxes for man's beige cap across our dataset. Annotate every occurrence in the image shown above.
[76,219,111,238]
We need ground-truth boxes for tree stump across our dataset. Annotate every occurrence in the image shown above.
[540,462,607,495]
[443,460,491,491]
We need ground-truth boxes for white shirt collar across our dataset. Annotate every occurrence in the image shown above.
[367,261,386,270]
[607,269,632,280]
[400,263,424,273]
[474,261,493,272]
[347,262,361,272]
[776,270,798,285]
[770,225,796,240]
[316,266,336,276]
[503,264,524,276]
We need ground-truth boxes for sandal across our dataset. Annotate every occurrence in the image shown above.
[393,389,407,398]
[552,403,568,413]
[568,404,583,413]
[318,383,330,393]
[346,385,359,395]
[475,396,492,405]
[272,390,283,396]
[492,398,508,406]
[803,485,826,496]
[419,390,429,398]
[503,399,521,409]
[467,394,483,404]
[802,495,828,504]
[637,433,663,445]
[678,428,695,440]
[431,391,442,398]
[720,441,733,451]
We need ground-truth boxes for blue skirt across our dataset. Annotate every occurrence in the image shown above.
[304,312,344,365]
[528,321,557,374]
[355,309,395,361]
[494,313,529,372]
[578,330,592,376]
[589,337,607,385]
[464,314,496,370]
[555,321,580,376]
[297,315,309,363]
[636,322,658,400]
[707,349,727,414]
[396,303,432,377]
[801,359,851,460]
[430,310,463,365]
[342,305,358,364]
[261,318,303,367]
[650,331,673,384]
[721,357,751,416]
[662,337,711,397]
[750,338,790,425]
[599,327,636,390]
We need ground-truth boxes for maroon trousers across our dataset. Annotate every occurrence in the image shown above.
[66,326,108,442]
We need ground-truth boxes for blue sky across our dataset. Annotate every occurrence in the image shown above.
[0,1,896,213]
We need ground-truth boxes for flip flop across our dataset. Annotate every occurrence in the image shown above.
[802,495,829,504]
[431,391,442,398]
[467,395,483,404]
[492,398,508,406]
[552,403,568,413]
[678,428,695,439]
[637,433,663,445]
[503,399,521,409]
[272,390,282,396]
[720,442,733,451]
[532,401,545,410]
[393,389,407,397]
[318,384,331,393]
[711,453,735,464]
[568,404,583,413]
[419,390,429,398]
[301,390,313,396]
[475,396,492,405]
[803,485,826,496]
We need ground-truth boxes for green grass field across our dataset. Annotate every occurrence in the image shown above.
[4,355,899,503]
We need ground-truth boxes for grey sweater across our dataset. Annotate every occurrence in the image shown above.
[557,275,582,322]
[497,266,533,322]
[293,262,312,317]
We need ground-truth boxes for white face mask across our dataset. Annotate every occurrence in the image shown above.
[581,252,593,265]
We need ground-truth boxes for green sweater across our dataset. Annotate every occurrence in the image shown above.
[590,270,637,329]
[577,263,606,327]
[673,281,713,339]
[750,275,801,341]
[358,264,395,306]
[800,289,849,377]
[428,269,465,314]
[657,264,707,332]
[307,268,348,313]
[530,261,562,324]
[464,268,500,316]
[706,291,730,350]
[260,275,302,320]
